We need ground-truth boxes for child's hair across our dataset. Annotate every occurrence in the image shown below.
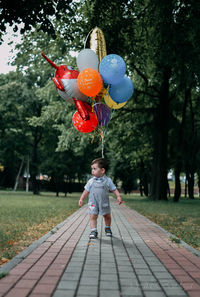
[91,158,109,172]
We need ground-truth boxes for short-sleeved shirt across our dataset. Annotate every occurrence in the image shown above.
[85,175,116,193]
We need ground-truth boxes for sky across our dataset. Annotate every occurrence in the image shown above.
[0,26,22,74]
[0,25,78,74]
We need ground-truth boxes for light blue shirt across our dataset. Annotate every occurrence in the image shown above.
[85,175,116,192]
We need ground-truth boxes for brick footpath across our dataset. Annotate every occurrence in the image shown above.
[0,199,200,297]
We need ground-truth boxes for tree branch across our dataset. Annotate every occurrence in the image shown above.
[136,89,159,99]
[132,65,160,94]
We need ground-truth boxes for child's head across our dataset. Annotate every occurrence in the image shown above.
[91,158,109,178]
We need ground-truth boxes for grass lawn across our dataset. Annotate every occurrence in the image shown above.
[0,191,80,266]
[121,194,200,251]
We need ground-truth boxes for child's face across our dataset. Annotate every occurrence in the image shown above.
[91,163,105,178]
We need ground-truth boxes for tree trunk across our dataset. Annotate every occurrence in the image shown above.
[167,181,170,198]
[31,127,42,195]
[150,69,171,200]
[198,172,200,197]
[143,173,149,197]
[186,170,194,199]
[185,180,188,198]
[31,145,40,195]
[174,167,181,202]
[139,179,144,196]
[140,160,148,197]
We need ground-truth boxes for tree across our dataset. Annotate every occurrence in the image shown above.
[0,0,75,41]
[82,0,200,200]
[167,0,200,201]
[2,0,200,201]
[0,72,33,187]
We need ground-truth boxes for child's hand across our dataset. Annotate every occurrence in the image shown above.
[117,197,124,205]
[78,199,83,207]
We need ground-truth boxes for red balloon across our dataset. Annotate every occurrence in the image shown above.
[72,111,97,133]
[73,99,91,121]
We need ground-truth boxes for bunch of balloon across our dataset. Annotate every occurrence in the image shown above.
[99,54,134,105]
[72,48,105,133]
[41,45,134,135]
[76,49,114,132]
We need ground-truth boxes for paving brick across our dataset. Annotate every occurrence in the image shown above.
[134,268,152,275]
[138,275,157,282]
[0,283,12,294]
[187,291,200,297]
[39,276,60,284]
[32,283,56,295]
[14,279,38,288]
[4,287,31,297]
[57,280,77,290]
[100,280,119,290]
[60,272,81,281]
[99,289,121,297]
[144,290,166,297]
[53,289,75,297]
[117,265,133,272]
[79,277,99,286]
[121,286,143,296]
[162,286,187,296]
[141,282,162,291]
[81,270,99,278]
[77,285,98,296]
[100,274,118,281]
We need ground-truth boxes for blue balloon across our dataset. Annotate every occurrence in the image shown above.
[109,76,134,103]
[99,54,126,85]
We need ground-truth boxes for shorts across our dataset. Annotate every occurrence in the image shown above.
[88,200,110,216]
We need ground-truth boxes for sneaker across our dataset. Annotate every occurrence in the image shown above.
[89,230,98,239]
[105,227,112,237]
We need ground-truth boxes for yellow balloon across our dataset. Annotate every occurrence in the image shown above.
[104,93,127,109]
[95,86,107,102]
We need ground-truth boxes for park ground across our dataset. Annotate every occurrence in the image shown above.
[0,190,200,267]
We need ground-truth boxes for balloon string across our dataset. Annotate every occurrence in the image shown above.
[101,131,104,158]
[84,29,94,49]
[91,97,96,111]
[91,133,95,144]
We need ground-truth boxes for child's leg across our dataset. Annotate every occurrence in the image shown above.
[103,213,111,226]
[103,213,112,236]
[90,214,98,229]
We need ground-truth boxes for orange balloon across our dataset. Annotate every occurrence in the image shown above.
[77,68,103,97]
[72,111,97,133]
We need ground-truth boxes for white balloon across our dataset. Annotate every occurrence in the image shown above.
[57,78,88,103]
[57,90,75,104]
[76,49,99,72]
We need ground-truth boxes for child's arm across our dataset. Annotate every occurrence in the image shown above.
[112,188,123,205]
[79,190,89,207]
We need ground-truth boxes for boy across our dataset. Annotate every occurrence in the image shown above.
[78,158,123,239]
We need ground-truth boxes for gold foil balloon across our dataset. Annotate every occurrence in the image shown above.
[104,93,127,109]
[89,27,107,62]
[88,27,107,102]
